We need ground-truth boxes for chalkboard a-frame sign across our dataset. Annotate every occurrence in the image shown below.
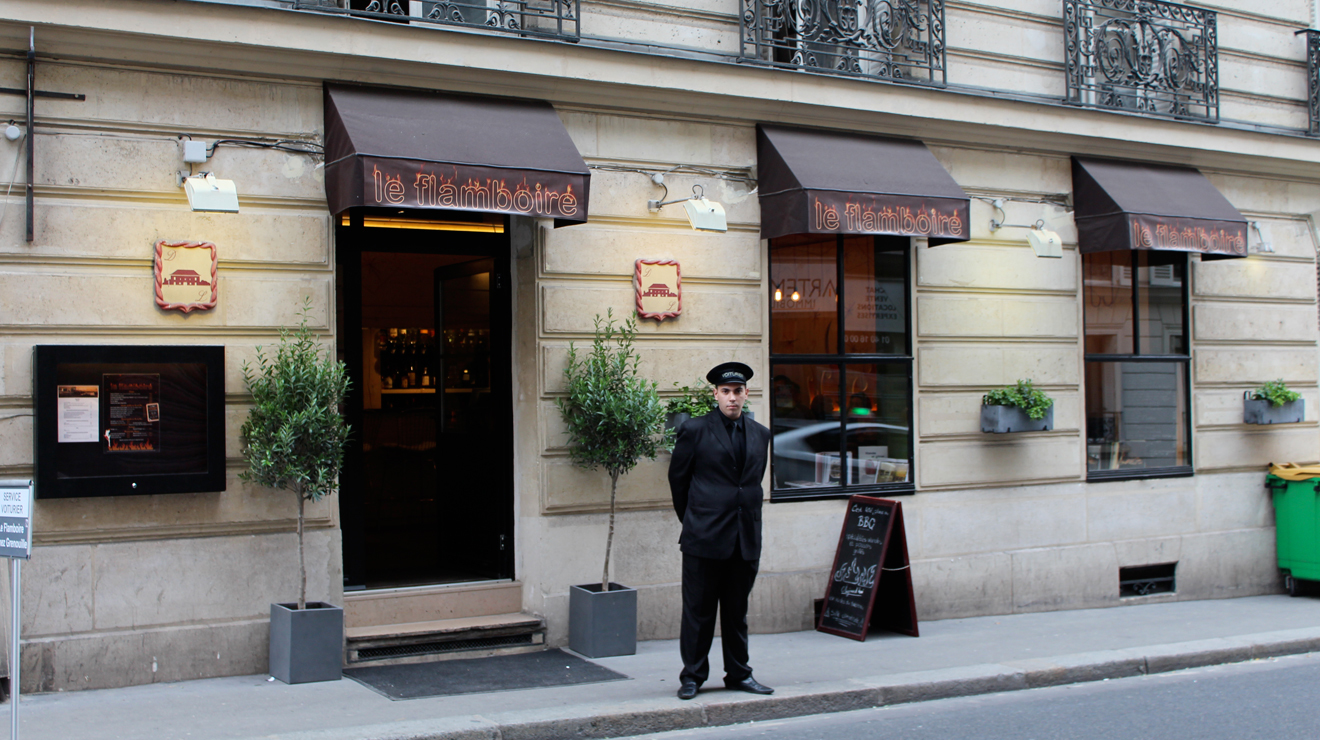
[817,495,918,641]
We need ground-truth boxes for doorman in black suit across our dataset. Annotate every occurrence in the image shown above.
[668,362,774,700]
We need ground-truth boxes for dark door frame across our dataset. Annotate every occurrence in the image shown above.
[336,208,515,590]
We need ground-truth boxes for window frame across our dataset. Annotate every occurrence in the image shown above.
[768,234,916,502]
[1083,250,1193,481]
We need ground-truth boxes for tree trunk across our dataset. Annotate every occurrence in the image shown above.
[297,484,307,611]
[602,470,619,593]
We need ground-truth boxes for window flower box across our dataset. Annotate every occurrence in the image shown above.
[981,403,1054,434]
[1244,397,1303,425]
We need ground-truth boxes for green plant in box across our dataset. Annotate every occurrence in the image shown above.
[240,298,351,610]
[665,379,718,417]
[557,309,668,592]
[983,379,1054,420]
[1251,379,1301,407]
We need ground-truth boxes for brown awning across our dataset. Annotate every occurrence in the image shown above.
[756,125,970,244]
[323,84,590,226]
[1072,157,1247,260]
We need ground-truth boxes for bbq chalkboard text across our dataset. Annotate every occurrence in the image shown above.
[817,495,918,640]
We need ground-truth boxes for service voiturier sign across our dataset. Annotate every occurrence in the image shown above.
[0,480,33,559]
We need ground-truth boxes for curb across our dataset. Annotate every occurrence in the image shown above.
[274,628,1320,740]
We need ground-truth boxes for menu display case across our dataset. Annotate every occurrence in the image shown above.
[33,345,226,498]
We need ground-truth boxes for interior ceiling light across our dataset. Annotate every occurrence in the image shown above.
[647,180,728,233]
[339,214,504,233]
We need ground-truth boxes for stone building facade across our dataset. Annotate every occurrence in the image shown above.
[0,0,1317,691]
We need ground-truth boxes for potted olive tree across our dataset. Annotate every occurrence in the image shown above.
[664,379,718,431]
[1244,379,1304,425]
[240,298,351,684]
[981,379,1054,433]
[557,309,667,658]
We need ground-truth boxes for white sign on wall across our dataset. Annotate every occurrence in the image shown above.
[0,480,33,560]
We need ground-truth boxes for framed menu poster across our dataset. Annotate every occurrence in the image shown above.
[34,345,226,498]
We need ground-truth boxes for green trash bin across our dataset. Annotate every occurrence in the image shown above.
[1266,468,1320,596]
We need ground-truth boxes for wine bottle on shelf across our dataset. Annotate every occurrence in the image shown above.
[406,331,419,389]
[381,328,397,390]
[398,329,411,389]
[419,330,433,389]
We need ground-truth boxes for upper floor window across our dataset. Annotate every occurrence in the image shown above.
[300,1,580,40]
[740,1,947,86]
[1063,0,1219,122]
[769,234,913,500]
[1303,29,1320,136]
[1084,250,1191,479]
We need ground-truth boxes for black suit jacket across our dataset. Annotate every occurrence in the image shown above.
[668,410,771,561]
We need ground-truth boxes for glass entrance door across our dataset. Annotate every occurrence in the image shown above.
[338,216,513,590]
[431,261,505,576]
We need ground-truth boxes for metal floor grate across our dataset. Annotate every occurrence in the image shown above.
[352,632,537,663]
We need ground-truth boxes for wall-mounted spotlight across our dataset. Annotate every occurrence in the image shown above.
[990,216,1062,258]
[1249,220,1274,254]
[990,199,1062,258]
[647,179,727,233]
[182,172,239,213]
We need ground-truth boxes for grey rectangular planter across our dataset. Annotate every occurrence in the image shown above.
[981,404,1053,434]
[569,583,636,658]
[1244,398,1304,425]
[665,412,691,432]
[269,602,343,684]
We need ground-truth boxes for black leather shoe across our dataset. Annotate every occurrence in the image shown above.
[724,676,774,695]
[677,681,700,700]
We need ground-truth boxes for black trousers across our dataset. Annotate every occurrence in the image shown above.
[679,553,759,685]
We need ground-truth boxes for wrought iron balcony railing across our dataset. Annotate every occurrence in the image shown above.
[739,0,947,86]
[1300,29,1320,136]
[293,0,580,41]
[1064,0,1218,121]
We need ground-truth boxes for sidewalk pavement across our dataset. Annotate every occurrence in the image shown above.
[10,594,1320,740]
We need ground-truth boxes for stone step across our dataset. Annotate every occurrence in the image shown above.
[345,612,546,665]
[343,581,523,630]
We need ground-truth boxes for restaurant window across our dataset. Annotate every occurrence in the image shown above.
[769,234,913,500]
[1083,250,1191,479]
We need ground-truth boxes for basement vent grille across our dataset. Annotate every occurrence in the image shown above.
[352,633,536,663]
[1120,562,1177,597]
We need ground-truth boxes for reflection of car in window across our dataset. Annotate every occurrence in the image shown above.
[772,420,909,490]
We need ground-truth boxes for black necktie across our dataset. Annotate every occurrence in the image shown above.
[726,416,746,475]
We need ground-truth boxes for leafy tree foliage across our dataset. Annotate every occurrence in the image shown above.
[240,298,351,609]
[557,309,667,591]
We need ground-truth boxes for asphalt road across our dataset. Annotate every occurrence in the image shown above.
[628,652,1320,740]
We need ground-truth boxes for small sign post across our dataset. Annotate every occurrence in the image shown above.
[0,479,32,740]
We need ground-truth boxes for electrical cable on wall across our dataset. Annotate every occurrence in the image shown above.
[588,163,756,186]
[0,122,25,235]
[207,138,324,158]
[971,194,1072,209]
